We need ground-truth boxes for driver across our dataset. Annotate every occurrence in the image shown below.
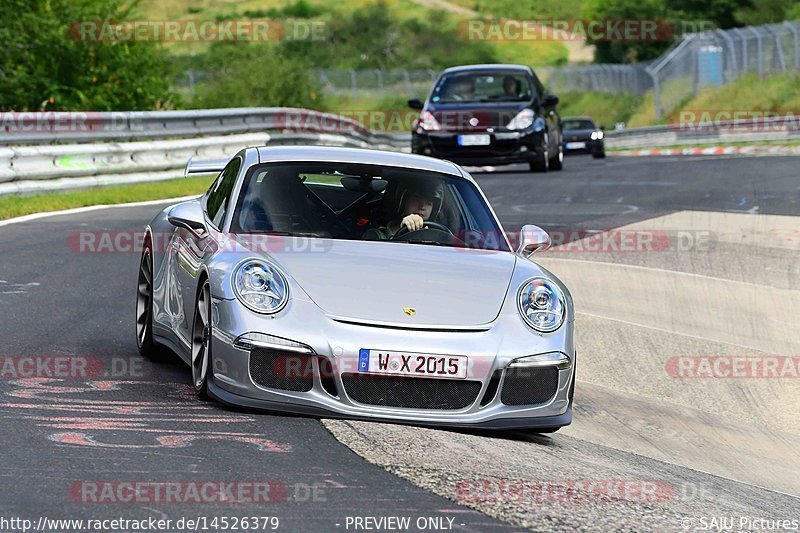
[502,76,520,97]
[363,180,443,240]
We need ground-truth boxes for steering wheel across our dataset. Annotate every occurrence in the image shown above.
[391,221,453,239]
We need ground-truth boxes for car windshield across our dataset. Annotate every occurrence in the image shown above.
[431,72,532,103]
[562,119,596,130]
[229,162,510,251]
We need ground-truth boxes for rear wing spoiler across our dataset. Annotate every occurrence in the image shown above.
[184,156,228,177]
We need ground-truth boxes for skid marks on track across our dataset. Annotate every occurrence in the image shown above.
[0,378,291,452]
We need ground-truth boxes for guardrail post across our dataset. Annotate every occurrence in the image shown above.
[650,70,661,119]
[769,25,787,72]
[786,21,800,69]
[716,28,738,80]
[349,69,357,98]
[731,28,748,73]
[749,26,764,77]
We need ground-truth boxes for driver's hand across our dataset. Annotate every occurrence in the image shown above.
[401,214,425,232]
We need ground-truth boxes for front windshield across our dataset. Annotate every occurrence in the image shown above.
[562,119,596,130]
[230,162,510,251]
[431,72,532,104]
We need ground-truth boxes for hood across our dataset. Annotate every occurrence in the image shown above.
[264,239,517,327]
[563,129,595,140]
[426,102,530,131]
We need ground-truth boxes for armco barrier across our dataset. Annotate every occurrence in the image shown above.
[1,106,798,195]
[0,130,407,196]
[0,108,405,146]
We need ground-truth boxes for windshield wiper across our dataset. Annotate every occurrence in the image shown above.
[254,231,323,238]
[402,239,453,247]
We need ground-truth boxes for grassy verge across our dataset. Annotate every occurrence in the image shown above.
[556,91,646,128]
[0,176,213,221]
[608,138,800,152]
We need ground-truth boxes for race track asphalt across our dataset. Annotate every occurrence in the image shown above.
[1,154,798,532]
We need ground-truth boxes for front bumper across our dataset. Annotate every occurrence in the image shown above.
[564,138,604,154]
[412,129,546,166]
[207,297,575,429]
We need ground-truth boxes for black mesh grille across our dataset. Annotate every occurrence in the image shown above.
[341,373,481,409]
[500,366,560,406]
[249,348,313,392]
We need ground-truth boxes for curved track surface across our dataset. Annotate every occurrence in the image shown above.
[1,154,798,532]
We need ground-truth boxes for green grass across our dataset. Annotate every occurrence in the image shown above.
[557,91,646,127]
[608,138,800,152]
[0,176,214,221]
[673,73,800,119]
[452,0,586,21]
[560,72,800,129]
[140,0,568,67]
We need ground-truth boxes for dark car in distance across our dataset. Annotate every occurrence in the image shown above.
[561,117,605,158]
[409,64,563,173]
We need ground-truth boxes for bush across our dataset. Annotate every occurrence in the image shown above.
[280,2,498,70]
[0,0,172,111]
[191,43,323,109]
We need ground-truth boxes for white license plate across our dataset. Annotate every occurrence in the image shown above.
[358,349,468,379]
[458,134,491,146]
[566,141,586,149]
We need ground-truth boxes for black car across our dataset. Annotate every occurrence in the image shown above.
[409,64,563,173]
[561,116,605,158]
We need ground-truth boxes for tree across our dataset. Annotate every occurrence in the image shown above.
[193,43,323,109]
[0,0,172,111]
[582,0,673,63]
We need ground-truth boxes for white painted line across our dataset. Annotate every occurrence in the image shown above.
[541,256,784,290]
[0,195,200,228]
[575,310,767,352]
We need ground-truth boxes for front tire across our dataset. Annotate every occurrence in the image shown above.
[549,139,564,170]
[191,279,213,400]
[136,247,158,359]
[530,133,550,173]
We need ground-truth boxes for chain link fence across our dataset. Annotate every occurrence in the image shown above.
[649,20,800,118]
[315,69,440,99]
[537,64,653,95]
[176,21,799,120]
[313,66,653,99]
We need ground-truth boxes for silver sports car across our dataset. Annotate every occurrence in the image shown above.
[136,146,575,431]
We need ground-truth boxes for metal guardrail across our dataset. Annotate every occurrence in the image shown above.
[1,107,798,196]
[0,127,407,196]
[0,108,406,146]
[605,115,800,148]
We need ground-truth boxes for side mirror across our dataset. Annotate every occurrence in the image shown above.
[407,98,424,110]
[168,201,207,237]
[599,124,606,130]
[517,224,551,257]
[542,94,559,107]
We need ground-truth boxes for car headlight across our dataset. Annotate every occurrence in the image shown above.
[506,109,535,130]
[517,278,565,332]
[233,260,288,314]
[419,111,441,131]
[591,130,604,140]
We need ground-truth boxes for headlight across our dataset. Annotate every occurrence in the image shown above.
[233,260,288,314]
[419,111,441,131]
[591,130,604,140]
[517,278,565,332]
[506,109,535,130]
